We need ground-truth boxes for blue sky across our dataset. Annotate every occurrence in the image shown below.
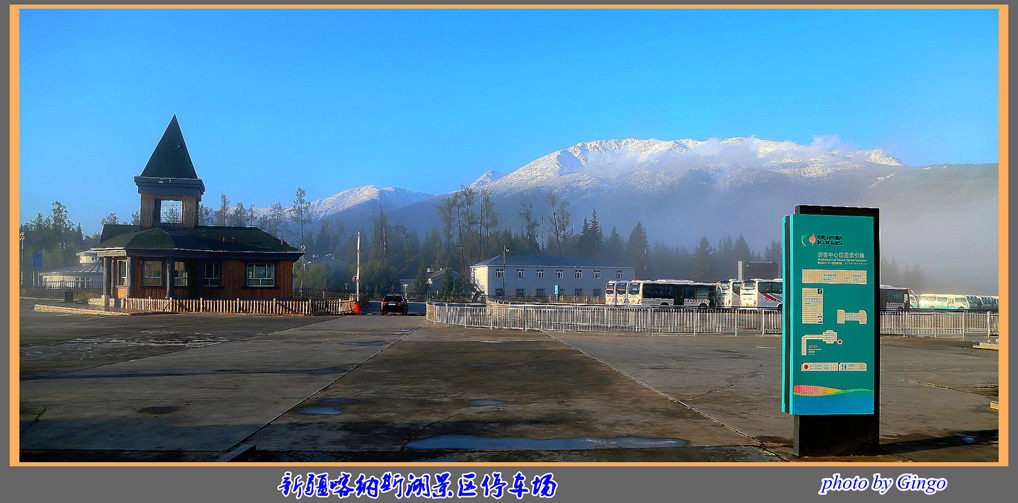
[17,7,1000,233]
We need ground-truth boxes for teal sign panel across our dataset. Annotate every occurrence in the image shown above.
[783,213,877,415]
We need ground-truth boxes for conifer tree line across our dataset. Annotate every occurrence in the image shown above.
[20,188,927,297]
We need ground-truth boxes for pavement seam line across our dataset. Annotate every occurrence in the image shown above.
[20,405,47,434]
[896,377,992,396]
[20,317,334,382]
[540,330,770,448]
[226,319,427,455]
[687,367,763,400]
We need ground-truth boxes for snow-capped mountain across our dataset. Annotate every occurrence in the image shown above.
[305,185,433,219]
[469,170,507,189]
[482,137,904,195]
[268,136,994,293]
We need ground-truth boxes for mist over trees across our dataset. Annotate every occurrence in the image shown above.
[18,202,99,280]
[20,189,936,298]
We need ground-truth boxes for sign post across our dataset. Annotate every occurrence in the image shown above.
[32,252,43,288]
[783,205,880,456]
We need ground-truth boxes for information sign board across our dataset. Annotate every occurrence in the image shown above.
[783,211,878,415]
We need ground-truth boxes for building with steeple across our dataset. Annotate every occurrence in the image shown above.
[94,116,302,301]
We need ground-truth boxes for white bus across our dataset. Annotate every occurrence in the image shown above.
[626,279,717,308]
[606,280,629,306]
[604,281,618,305]
[739,278,783,310]
[879,285,911,311]
[918,294,971,310]
[718,279,743,308]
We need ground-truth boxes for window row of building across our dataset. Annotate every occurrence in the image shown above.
[494,268,626,280]
[113,259,277,288]
[494,287,604,298]
[471,255,636,299]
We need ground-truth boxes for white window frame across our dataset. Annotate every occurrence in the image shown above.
[537,269,544,279]
[246,263,276,287]
[556,270,563,279]
[516,269,524,278]
[594,270,601,279]
[616,270,624,279]
[575,269,583,279]
[115,259,128,286]
[495,268,504,278]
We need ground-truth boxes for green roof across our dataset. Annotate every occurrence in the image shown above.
[139,115,199,179]
[98,225,301,254]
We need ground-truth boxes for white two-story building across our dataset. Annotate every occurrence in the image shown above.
[470,255,636,299]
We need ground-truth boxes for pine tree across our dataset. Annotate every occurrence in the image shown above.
[412,263,430,300]
[291,188,312,248]
[690,236,715,282]
[626,222,650,278]
[733,234,753,275]
[215,193,230,226]
[604,227,626,261]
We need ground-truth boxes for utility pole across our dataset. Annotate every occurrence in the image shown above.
[356,231,361,302]
[502,245,508,298]
[300,245,306,292]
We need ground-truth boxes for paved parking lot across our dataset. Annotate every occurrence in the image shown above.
[18,303,998,462]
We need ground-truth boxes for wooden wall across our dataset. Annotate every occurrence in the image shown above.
[120,257,295,300]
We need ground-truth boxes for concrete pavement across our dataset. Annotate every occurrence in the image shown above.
[18,308,997,462]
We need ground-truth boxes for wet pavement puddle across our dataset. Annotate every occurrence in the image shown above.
[405,435,688,450]
[296,398,358,415]
[469,400,505,406]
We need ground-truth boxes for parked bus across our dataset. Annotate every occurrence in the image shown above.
[610,280,629,306]
[605,281,619,305]
[626,279,717,308]
[917,294,971,310]
[739,278,783,310]
[879,285,911,311]
[979,296,999,311]
[717,279,743,308]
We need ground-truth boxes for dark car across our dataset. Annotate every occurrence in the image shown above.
[381,294,409,315]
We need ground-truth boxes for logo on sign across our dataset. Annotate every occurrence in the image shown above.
[801,232,844,246]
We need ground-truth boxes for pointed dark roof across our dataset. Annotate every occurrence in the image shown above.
[140,115,198,179]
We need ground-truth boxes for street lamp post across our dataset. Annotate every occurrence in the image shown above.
[300,245,306,293]
[502,245,508,299]
[19,232,24,287]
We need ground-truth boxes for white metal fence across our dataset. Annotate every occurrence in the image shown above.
[428,302,783,335]
[427,301,999,337]
[121,297,356,316]
[881,310,999,338]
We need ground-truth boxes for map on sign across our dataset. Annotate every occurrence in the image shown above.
[801,329,839,356]
[802,269,867,284]
[802,288,823,324]
[837,309,867,324]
